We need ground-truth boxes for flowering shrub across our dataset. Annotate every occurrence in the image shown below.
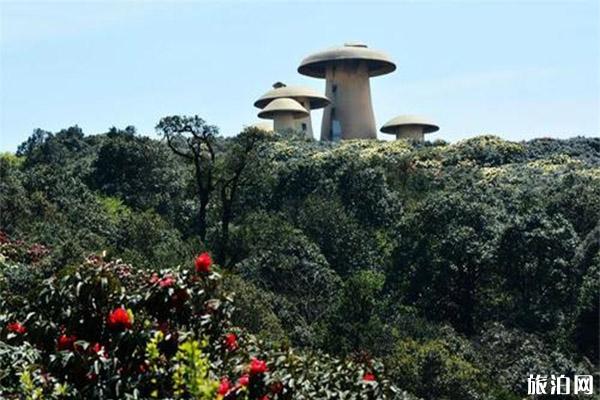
[0,235,413,399]
[7,321,26,335]
[107,307,133,331]
[195,252,213,273]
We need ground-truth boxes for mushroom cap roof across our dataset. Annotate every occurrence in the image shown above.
[254,85,330,109]
[257,98,309,120]
[380,115,440,134]
[298,43,396,78]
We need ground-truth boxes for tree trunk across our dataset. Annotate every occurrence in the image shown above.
[217,186,231,265]
[198,191,209,242]
[195,156,211,243]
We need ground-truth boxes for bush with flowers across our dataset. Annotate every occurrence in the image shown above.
[0,233,415,399]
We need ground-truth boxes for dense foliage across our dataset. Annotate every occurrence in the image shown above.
[1,122,598,398]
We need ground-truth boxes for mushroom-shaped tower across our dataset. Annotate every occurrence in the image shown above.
[380,115,439,142]
[255,82,330,138]
[298,43,396,141]
[257,98,309,133]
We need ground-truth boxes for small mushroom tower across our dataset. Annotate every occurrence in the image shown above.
[247,121,274,133]
[255,82,330,139]
[257,98,309,133]
[298,43,396,141]
[380,115,439,142]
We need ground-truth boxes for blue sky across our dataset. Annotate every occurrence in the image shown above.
[1,1,598,151]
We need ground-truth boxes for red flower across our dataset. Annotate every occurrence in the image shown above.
[57,334,77,351]
[194,252,212,273]
[149,273,160,284]
[270,381,283,394]
[238,374,250,387]
[107,307,132,330]
[363,372,376,382]
[217,377,231,395]
[7,322,26,335]
[249,357,268,375]
[91,342,102,353]
[90,342,107,358]
[150,273,176,288]
[224,333,238,351]
[158,275,175,288]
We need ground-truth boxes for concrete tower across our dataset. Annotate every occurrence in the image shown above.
[380,115,439,142]
[298,43,396,141]
[254,82,330,139]
[257,98,309,132]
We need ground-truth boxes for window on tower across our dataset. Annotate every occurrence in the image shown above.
[332,120,342,141]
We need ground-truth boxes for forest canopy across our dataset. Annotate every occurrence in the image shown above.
[1,121,599,399]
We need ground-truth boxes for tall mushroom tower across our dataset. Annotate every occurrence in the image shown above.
[254,82,330,139]
[298,43,396,141]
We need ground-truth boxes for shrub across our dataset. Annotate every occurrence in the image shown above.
[0,236,409,399]
[386,337,485,400]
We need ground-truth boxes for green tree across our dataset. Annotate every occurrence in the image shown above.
[18,126,91,169]
[90,129,189,215]
[496,211,580,334]
[235,212,342,346]
[386,336,485,400]
[213,127,272,265]
[391,191,501,334]
[571,223,599,362]
[156,116,219,242]
[325,270,391,356]
[0,154,29,234]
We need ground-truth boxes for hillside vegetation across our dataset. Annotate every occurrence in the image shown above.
[1,121,598,399]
